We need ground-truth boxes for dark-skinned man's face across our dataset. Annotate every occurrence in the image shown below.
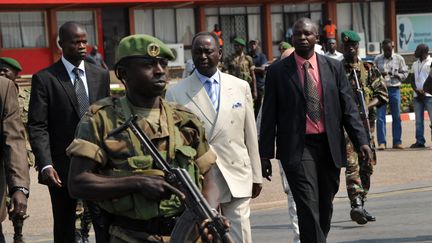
[292,21,318,57]
[121,57,169,98]
[192,35,221,77]
[383,43,393,59]
[343,42,359,59]
[0,62,18,81]
[327,41,336,53]
[59,26,88,64]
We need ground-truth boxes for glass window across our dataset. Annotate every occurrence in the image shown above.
[205,8,218,15]
[310,3,322,11]
[206,16,219,32]
[248,15,261,41]
[154,9,175,43]
[0,11,47,48]
[134,9,154,36]
[57,11,97,45]
[247,7,260,14]
[337,1,384,43]
[271,14,284,43]
[284,4,308,13]
[176,8,195,46]
[220,7,246,15]
[271,5,283,13]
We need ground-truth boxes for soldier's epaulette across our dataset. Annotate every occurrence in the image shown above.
[89,97,115,114]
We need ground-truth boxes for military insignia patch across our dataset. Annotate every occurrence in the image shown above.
[147,43,160,57]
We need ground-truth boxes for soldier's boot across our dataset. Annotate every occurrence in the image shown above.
[75,231,83,243]
[13,218,25,243]
[350,196,368,225]
[362,197,376,222]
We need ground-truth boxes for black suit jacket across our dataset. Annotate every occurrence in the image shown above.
[259,54,368,171]
[28,60,110,182]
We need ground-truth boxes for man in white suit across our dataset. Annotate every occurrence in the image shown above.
[166,32,262,243]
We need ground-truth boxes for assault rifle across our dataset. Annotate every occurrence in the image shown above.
[108,115,234,243]
[352,69,376,165]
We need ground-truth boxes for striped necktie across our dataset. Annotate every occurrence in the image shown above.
[73,67,90,117]
[204,79,218,110]
[303,61,321,122]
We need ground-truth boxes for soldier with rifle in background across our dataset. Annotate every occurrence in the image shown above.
[341,31,388,225]
[66,34,231,242]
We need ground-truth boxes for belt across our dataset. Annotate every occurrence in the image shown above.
[112,214,178,236]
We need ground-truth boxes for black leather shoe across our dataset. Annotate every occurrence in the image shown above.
[364,209,376,221]
[410,142,425,148]
[350,197,368,225]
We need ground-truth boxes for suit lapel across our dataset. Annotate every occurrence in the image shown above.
[284,55,304,97]
[185,75,217,125]
[210,73,232,141]
[85,63,98,103]
[317,54,329,101]
[54,61,80,117]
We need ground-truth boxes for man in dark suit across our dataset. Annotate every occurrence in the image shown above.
[259,18,372,243]
[28,22,110,243]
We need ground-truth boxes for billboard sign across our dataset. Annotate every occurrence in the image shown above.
[397,13,432,53]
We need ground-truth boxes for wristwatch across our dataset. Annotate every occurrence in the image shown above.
[10,187,29,198]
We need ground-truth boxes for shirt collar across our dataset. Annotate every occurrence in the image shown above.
[294,51,318,70]
[61,56,85,75]
[195,69,221,85]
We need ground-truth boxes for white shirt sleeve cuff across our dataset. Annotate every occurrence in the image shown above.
[41,165,53,173]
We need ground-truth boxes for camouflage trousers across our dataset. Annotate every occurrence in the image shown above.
[75,199,92,239]
[345,125,376,201]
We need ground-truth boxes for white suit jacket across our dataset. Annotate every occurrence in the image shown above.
[166,72,262,198]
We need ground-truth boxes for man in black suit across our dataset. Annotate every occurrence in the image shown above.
[28,22,110,243]
[259,18,372,243]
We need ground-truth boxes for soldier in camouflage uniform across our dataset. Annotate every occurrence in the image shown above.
[224,37,258,100]
[0,57,33,243]
[341,31,388,225]
[66,34,225,242]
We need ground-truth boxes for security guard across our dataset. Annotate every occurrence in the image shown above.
[66,34,222,242]
[0,57,32,243]
[341,31,388,225]
[224,37,257,100]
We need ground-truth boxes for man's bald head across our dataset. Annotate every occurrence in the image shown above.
[59,21,86,43]
[293,18,319,36]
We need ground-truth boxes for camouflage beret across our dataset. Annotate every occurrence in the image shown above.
[279,42,292,50]
[341,30,361,43]
[116,34,175,63]
[233,37,246,46]
[0,57,22,71]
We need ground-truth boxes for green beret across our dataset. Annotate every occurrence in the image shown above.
[0,57,22,71]
[116,34,175,63]
[233,37,246,46]
[341,30,361,43]
[280,42,292,50]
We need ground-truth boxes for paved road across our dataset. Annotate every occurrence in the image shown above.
[251,187,432,243]
[1,120,431,242]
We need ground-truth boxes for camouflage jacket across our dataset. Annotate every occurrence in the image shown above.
[67,96,216,220]
[343,60,388,112]
[18,87,34,166]
[225,53,255,83]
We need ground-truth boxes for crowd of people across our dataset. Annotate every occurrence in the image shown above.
[0,16,431,243]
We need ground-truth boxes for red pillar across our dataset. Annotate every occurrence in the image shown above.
[387,0,397,46]
[196,6,206,32]
[262,3,272,61]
